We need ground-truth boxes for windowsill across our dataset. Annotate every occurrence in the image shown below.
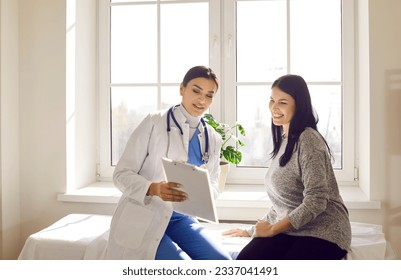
[57,181,381,221]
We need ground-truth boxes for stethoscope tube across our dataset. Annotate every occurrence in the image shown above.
[167,105,183,135]
[167,105,209,163]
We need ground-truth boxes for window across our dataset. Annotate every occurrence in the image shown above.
[98,0,356,184]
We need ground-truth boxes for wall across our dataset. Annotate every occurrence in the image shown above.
[347,0,401,258]
[0,0,399,259]
[18,0,116,259]
[367,0,401,257]
[0,0,21,260]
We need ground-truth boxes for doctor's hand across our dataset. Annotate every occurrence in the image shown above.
[147,181,188,202]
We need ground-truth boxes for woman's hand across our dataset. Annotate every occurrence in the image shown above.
[147,181,187,202]
[222,228,250,237]
[254,217,293,237]
[253,220,275,238]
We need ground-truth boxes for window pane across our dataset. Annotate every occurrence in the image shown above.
[161,86,182,110]
[111,87,157,165]
[237,85,272,167]
[161,3,209,83]
[111,5,157,83]
[309,85,342,168]
[237,0,287,82]
[290,0,341,81]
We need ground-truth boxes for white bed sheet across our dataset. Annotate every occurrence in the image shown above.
[18,214,397,260]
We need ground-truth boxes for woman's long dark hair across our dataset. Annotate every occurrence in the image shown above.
[270,74,331,166]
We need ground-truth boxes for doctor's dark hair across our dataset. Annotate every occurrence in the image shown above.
[182,66,219,90]
[270,74,332,166]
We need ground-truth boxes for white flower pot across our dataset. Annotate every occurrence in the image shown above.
[218,161,230,192]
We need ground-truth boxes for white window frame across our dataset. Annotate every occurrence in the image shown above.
[97,0,356,186]
[98,0,112,180]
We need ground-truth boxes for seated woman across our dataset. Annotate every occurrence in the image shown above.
[224,74,351,260]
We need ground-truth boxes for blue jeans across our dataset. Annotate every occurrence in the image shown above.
[155,212,232,260]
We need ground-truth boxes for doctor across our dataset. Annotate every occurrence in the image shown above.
[106,66,231,260]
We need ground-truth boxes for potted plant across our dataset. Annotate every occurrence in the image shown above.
[204,113,246,191]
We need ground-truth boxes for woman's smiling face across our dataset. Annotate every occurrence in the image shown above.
[269,86,296,134]
[180,77,217,117]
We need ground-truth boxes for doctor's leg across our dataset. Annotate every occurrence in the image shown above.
[155,234,191,260]
[166,214,232,260]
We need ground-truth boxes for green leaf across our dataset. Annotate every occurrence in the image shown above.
[204,114,218,129]
[237,124,246,136]
[222,146,242,164]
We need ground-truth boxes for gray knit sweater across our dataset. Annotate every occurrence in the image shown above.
[248,128,351,251]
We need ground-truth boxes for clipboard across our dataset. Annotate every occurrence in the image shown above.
[161,157,218,224]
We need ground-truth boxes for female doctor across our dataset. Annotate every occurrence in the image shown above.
[106,66,231,260]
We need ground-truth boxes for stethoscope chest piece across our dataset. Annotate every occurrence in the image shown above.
[202,152,209,163]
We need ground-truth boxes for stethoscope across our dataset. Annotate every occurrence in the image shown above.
[167,105,210,163]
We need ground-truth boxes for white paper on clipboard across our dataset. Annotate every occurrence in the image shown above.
[161,157,218,224]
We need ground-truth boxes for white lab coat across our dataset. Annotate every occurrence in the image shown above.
[105,107,222,259]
